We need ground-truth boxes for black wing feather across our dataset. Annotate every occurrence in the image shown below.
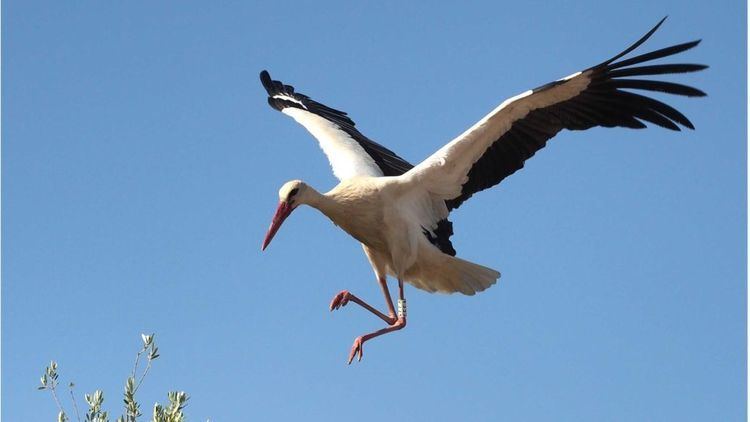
[445,18,706,210]
[260,70,413,177]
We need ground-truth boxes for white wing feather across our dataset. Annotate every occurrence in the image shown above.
[282,108,383,180]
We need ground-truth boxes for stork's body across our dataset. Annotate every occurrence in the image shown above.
[260,18,706,363]
[294,178,499,293]
[266,177,500,362]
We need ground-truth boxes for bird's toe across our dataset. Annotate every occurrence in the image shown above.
[347,336,364,365]
[329,290,351,311]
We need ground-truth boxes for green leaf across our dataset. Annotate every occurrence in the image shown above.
[141,333,154,347]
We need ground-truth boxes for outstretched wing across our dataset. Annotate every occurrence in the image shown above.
[407,17,707,210]
[260,71,413,180]
[260,71,458,256]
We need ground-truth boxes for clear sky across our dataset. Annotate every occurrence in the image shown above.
[3,1,745,421]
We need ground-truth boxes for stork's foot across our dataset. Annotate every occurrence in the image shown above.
[329,290,351,311]
[346,316,406,365]
[347,336,364,364]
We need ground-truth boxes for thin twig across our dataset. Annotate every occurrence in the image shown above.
[131,349,144,381]
[49,383,67,420]
[68,384,82,422]
[134,358,152,393]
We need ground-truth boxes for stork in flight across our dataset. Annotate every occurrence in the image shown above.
[259,18,706,364]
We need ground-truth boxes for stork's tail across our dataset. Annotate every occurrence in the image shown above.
[409,254,500,295]
[446,256,500,295]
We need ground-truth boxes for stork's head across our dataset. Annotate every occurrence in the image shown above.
[261,180,311,251]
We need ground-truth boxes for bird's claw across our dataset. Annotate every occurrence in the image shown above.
[347,336,364,364]
[329,290,351,311]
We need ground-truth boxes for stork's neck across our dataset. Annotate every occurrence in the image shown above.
[305,181,385,250]
[307,193,332,217]
[304,188,347,225]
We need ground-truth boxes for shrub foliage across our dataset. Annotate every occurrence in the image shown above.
[38,334,189,422]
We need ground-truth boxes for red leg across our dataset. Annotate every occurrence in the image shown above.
[378,276,397,318]
[348,279,407,364]
[329,276,397,325]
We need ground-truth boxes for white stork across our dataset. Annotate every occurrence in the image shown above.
[259,18,706,364]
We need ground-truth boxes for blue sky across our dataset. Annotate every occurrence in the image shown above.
[3,1,745,421]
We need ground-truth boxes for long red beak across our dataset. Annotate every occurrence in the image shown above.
[262,201,294,251]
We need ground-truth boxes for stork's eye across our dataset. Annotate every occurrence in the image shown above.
[289,188,299,197]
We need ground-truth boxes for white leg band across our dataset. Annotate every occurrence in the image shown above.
[397,299,407,318]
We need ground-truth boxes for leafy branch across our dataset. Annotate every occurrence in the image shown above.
[39,334,189,422]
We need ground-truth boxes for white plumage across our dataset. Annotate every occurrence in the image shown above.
[281,108,383,179]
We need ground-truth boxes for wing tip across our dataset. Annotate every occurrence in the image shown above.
[259,70,275,94]
[684,39,702,50]
[598,16,670,67]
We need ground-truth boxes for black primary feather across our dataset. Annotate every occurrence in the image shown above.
[445,18,706,210]
[260,70,413,176]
